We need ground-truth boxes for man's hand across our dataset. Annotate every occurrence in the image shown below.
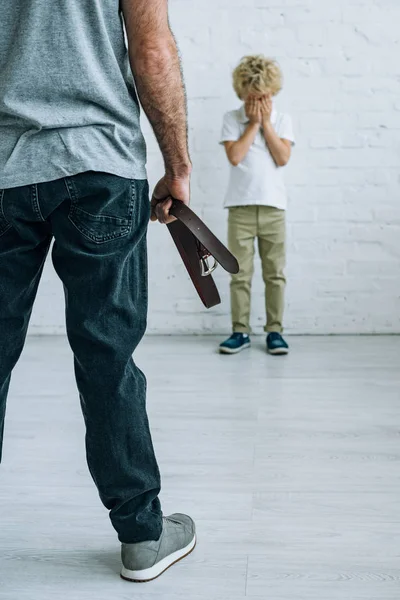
[151,174,191,224]
[261,95,273,127]
[245,97,262,125]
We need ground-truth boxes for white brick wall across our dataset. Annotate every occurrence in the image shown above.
[29,0,400,335]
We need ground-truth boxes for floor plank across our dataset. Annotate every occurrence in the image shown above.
[0,335,399,599]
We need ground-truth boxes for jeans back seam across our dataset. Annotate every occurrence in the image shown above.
[31,184,45,221]
[0,189,12,236]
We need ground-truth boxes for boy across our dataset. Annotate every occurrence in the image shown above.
[219,55,295,355]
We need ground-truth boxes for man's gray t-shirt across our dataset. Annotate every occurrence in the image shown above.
[0,0,147,189]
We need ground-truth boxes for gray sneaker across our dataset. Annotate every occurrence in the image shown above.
[120,514,196,583]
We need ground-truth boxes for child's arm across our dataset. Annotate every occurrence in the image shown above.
[223,99,261,166]
[261,97,292,167]
[224,124,259,166]
[262,125,292,167]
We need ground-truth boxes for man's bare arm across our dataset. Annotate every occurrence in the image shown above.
[121,0,191,222]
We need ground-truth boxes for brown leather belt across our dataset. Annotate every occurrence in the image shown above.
[167,200,239,308]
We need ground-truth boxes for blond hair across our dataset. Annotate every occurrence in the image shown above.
[232,55,283,99]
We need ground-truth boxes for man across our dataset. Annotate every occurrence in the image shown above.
[0,0,195,584]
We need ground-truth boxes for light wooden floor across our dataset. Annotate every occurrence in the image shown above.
[1,335,399,599]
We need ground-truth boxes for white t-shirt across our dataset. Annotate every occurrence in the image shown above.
[220,104,295,210]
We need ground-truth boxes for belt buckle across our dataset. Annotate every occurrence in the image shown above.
[197,241,217,277]
[200,253,217,277]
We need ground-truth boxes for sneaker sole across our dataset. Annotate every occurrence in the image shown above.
[219,342,251,354]
[267,347,289,355]
[120,534,196,583]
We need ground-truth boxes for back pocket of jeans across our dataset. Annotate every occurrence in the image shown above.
[69,207,132,243]
[67,174,135,244]
[0,190,12,237]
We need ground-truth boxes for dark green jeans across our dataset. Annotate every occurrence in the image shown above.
[0,171,162,543]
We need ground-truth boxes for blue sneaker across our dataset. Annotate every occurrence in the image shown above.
[267,332,289,355]
[219,333,251,354]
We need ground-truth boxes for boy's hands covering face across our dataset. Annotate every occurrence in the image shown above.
[245,94,272,126]
[245,97,262,125]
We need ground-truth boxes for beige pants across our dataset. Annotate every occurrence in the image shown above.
[228,205,286,334]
